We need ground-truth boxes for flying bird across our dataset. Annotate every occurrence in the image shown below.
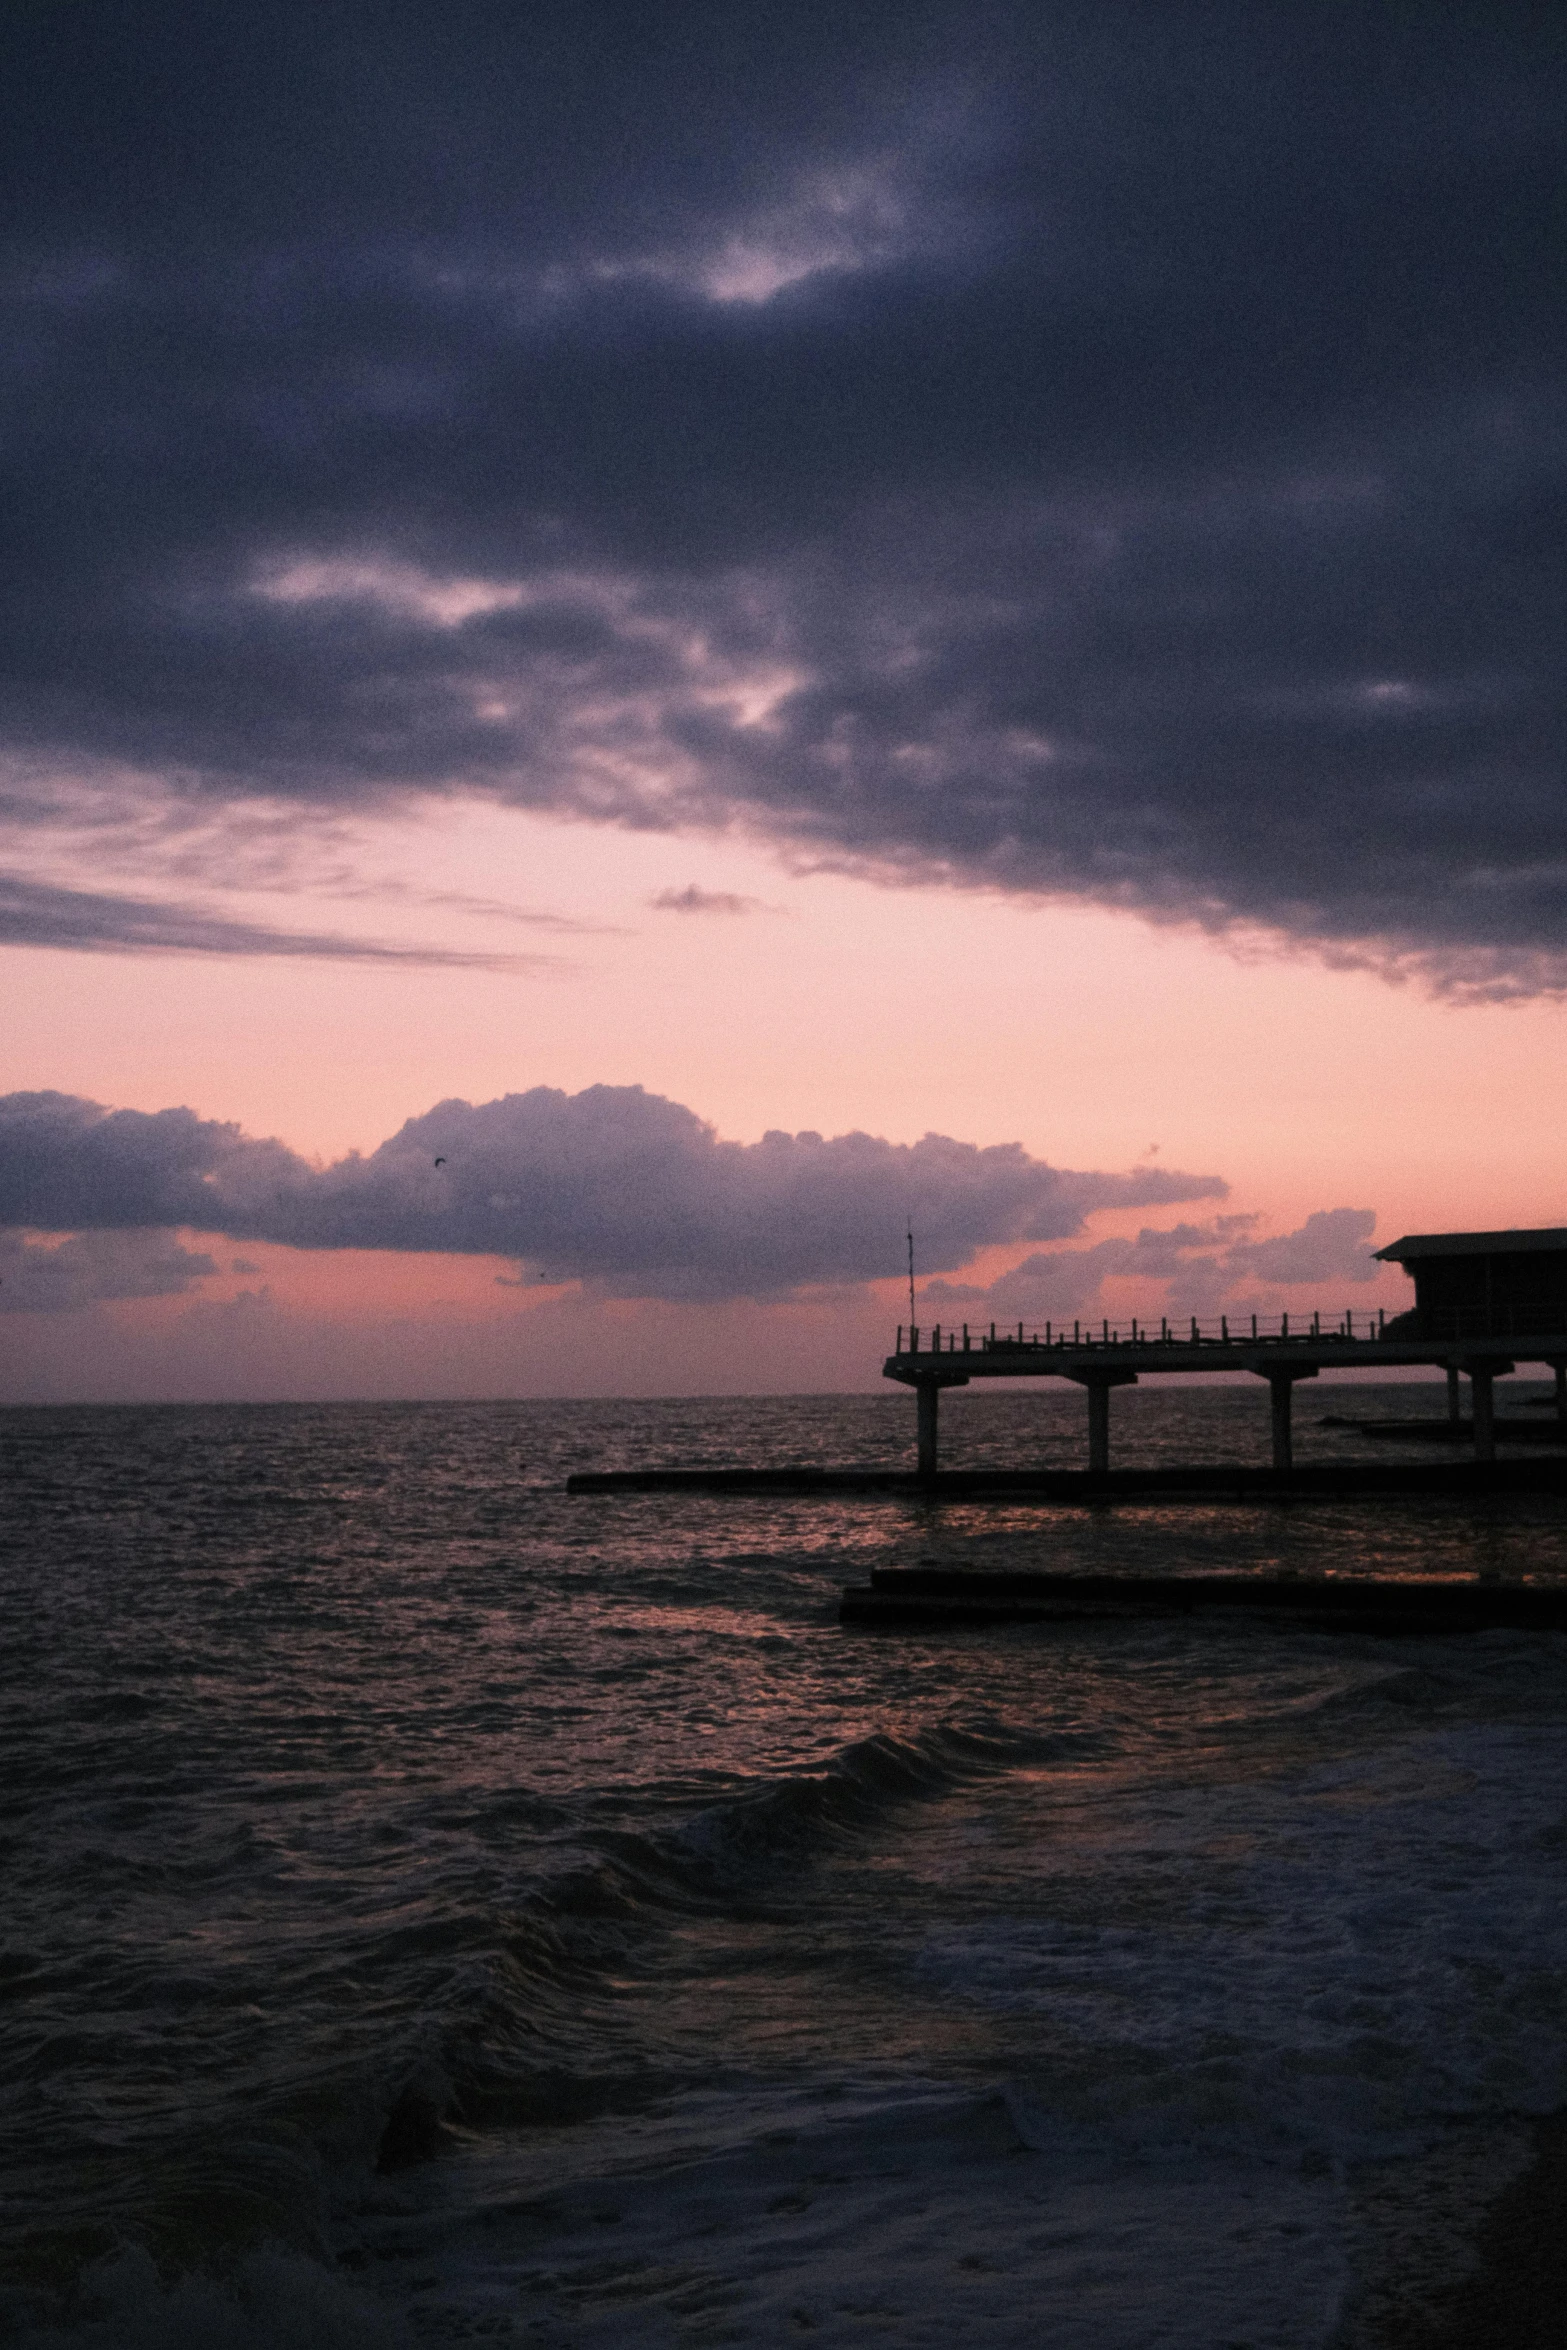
[434,1156,446,1166]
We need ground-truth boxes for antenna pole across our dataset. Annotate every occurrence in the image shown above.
[907,1223,916,1329]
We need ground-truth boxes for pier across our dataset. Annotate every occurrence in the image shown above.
[885,1311,1567,1479]
[564,1315,1567,1503]
[562,1229,1567,1506]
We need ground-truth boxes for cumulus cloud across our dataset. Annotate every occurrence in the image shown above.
[1224,1208,1381,1288]
[926,1210,1380,1323]
[0,1228,216,1313]
[0,1086,1224,1302]
[0,7,1562,983]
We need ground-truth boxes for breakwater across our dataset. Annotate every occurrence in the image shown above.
[839,1566,1567,1633]
[568,1456,1567,1503]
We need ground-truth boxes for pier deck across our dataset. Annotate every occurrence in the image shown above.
[884,1317,1567,1475]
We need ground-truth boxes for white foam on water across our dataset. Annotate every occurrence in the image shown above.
[912,1716,1567,2173]
[332,2088,1350,2349]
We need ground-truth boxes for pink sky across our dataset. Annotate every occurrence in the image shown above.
[6,800,1565,1401]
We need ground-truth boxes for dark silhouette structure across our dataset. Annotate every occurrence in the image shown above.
[878,1261,1567,1476]
[571,1228,1567,1496]
[1375,1228,1567,1339]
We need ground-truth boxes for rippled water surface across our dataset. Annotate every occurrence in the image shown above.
[2,1389,1565,2346]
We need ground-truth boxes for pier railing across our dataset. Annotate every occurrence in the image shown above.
[893,1310,1387,1356]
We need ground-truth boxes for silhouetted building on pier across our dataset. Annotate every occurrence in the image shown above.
[1375,1228,1567,1340]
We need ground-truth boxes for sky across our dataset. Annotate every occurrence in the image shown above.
[2,1,1564,1401]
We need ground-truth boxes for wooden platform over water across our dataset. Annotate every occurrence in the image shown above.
[839,1566,1567,1634]
[567,1457,1567,1503]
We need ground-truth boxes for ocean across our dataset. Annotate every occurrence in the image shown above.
[2,1385,1565,2347]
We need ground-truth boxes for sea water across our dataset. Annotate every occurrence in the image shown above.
[1,1387,1565,2347]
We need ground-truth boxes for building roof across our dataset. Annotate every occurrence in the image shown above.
[1375,1227,1567,1262]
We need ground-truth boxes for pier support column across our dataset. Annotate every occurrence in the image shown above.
[1087,1382,1110,1474]
[1551,1360,1567,1429]
[1467,1360,1513,1462]
[1471,1367,1494,1461]
[916,1378,940,1482]
[1065,1370,1138,1475]
[1264,1365,1319,1476]
[1447,1365,1462,1427]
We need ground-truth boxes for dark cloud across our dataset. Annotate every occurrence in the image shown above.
[926,1207,1380,1321]
[1,6,1563,981]
[0,872,564,966]
[650,886,763,915]
[0,1228,216,1314]
[0,1085,1224,1301]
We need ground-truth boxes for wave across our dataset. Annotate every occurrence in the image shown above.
[52,1713,1075,2226]
[522,1716,1098,1930]
[396,1717,1092,2138]
[670,1718,1091,1873]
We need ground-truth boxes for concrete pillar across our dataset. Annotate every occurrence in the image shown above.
[1064,1371,1137,1474]
[1263,1365,1318,1475]
[1087,1380,1111,1474]
[1447,1365,1462,1426]
[916,1379,940,1481]
[1472,1366,1495,1461]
